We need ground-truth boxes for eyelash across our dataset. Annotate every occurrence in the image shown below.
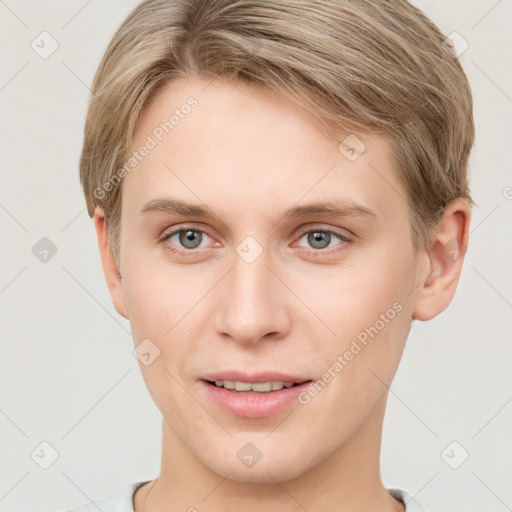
[158,224,352,257]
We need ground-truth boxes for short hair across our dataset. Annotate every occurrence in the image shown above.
[79,0,474,265]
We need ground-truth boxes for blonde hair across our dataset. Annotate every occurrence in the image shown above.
[79,0,474,264]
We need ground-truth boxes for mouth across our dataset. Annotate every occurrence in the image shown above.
[200,374,314,418]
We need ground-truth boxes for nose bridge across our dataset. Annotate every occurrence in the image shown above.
[215,246,289,345]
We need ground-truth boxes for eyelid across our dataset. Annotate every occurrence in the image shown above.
[293,223,354,241]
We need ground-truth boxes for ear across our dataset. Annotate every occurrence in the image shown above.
[93,207,129,319]
[412,198,471,321]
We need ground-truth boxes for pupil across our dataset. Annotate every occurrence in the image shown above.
[309,231,329,249]
[180,230,201,248]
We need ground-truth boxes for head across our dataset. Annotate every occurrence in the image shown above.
[80,0,474,483]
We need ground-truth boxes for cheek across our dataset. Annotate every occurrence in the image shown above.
[294,271,413,446]
[121,250,200,340]
[121,261,203,418]
[121,256,209,402]
[297,247,415,390]
[299,250,413,337]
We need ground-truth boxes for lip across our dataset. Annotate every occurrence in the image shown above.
[201,371,310,384]
[200,372,312,419]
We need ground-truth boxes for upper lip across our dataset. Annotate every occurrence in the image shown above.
[201,371,311,384]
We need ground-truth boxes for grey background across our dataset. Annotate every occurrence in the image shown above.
[0,1,511,511]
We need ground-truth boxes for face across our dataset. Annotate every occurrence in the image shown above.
[115,75,420,482]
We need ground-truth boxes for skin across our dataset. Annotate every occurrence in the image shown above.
[94,75,471,512]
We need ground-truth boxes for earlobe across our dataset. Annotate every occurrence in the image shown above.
[412,199,471,321]
[93,207,129,320]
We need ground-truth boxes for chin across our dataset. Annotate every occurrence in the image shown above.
[214,462,306,484]
[198,443,313,484]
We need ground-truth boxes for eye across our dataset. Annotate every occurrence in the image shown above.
[295,228,351,253]
[161,227,214,252]
[159,225,352,256]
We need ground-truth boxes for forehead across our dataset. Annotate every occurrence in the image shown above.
[122,75,407,225]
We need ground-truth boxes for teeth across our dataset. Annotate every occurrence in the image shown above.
[252,382,272,392]
[213,380,297,392]
[235,381,252,391]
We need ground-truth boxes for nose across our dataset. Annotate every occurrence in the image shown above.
[214,248,291,346]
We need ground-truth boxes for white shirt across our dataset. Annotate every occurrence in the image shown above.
[63,481,428,511]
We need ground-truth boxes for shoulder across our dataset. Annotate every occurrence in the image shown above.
[388,488,429,512]
[61,480,150,512]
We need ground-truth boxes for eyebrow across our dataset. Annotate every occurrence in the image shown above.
[140,197,378,221]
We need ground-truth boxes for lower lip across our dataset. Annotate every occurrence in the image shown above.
[201,380,311,418]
